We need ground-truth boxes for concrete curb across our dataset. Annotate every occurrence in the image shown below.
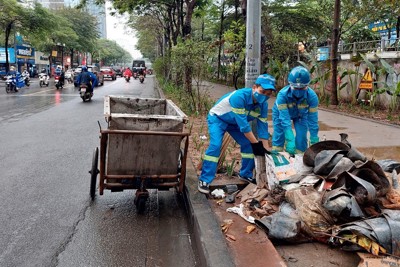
[183,156,235,267]
[155,78,234,265]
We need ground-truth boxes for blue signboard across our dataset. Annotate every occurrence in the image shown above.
[317,47,329,61]
[16,45,35,58]
[368,22,397,40]
[0,48,16,63]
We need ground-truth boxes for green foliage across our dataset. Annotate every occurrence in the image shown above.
[223,20,246,88]
[265,57,290,90]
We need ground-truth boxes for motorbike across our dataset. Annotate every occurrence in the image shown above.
[5,73,25,93]
[133,72,138,80]
[139,74,144,83]
[124,75,130,82]
[22,71,30,87]
[79,84,92,102]
[5,75,18,93]
[55,75,64,90]
[39,73,50,87]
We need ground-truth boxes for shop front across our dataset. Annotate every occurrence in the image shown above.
[0,47,16,77]
[16,45,35,74]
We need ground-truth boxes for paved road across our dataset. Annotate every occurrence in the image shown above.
[0,76,198,266]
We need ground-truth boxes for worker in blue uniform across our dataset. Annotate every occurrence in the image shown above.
[198,74,276,194]
[272,66,319,155]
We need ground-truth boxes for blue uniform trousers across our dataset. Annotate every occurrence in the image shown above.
[199,115,254,184]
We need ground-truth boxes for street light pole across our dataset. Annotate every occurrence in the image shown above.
[245,0,261,88]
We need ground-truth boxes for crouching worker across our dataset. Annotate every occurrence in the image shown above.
[272,66,319,155]
[198,74,276,194]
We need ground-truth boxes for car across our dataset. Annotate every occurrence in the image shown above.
[73,65,104,87]
[100,67,117,80]
[113,67,123,77]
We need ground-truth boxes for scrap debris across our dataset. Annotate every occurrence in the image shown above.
[221,133,400,260]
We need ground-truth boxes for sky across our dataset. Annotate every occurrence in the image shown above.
[105,2,142,60]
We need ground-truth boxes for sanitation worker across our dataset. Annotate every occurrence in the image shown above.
[271,66,319,155]
[198,74,276,194]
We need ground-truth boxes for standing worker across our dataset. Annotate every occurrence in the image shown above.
[198,74,276,194]
[271,66,319,155]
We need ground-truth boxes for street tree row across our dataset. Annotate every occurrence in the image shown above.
[0,0,132,71]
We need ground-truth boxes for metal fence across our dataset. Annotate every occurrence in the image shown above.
[340,38,400,54]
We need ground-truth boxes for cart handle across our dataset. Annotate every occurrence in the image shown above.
[100,129,190,136]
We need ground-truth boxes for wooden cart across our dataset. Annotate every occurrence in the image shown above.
[89,96,190,213]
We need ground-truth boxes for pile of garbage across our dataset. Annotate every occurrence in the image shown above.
[224,133,400,257]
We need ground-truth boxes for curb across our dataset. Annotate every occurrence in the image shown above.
[183,156,235,267]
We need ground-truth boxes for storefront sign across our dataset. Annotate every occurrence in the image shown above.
[0,48,16,63]
[16,45,35,58]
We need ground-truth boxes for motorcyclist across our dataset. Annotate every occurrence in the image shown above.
[76,66,98,93]
[55,65,62,76]
[123,67,132,78]
[138,67,145,77]
[6,66,24,91]
[59,68,65,86]
[22,68,30,86]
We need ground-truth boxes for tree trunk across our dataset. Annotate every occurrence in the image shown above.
[5,22,12,72]
[330,0,340,106]
[183,0,197,97]
[217,1,225,80]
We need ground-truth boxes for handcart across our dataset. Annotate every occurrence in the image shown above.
[89,96,190,213]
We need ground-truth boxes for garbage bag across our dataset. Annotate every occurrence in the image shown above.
[285,187,334,235]
[255,202,312,243]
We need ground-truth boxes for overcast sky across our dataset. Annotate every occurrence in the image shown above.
[105,2,142,59]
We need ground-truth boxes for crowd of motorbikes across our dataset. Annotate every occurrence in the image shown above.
[4,66,148,102]
[124,68,145,84]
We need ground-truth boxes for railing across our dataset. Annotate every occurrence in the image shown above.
[340,38,400,54]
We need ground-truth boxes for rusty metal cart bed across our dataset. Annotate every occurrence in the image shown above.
[89,96,190,213]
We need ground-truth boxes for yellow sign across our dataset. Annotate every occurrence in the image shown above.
[52,50,58,57]
[358,69,373,90]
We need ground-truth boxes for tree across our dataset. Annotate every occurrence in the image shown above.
[0,0,26,72]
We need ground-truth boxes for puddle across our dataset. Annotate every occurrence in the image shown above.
[358,146,400,162]
[319,121,347,131]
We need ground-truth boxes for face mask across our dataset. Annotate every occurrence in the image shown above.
[292,89,306,98]
[254,91,268,104]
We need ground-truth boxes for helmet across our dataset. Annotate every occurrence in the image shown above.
[255,74,276,91]
[81,66,88,72]
[288,66,310,88]
[10,66,15,71]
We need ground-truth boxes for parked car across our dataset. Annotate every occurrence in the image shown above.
[113,67,123,77]
[73,65,104,87]
[100,67,117,80]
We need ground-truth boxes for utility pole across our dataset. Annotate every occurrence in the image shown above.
[245,0,261,88]
[330,0,340,105]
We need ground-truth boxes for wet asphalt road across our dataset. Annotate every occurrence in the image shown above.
[0,77,198,266]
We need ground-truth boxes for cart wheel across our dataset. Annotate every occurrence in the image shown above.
[89,147,99,200]
[136,196,146,214]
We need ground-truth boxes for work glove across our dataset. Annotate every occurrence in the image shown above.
[310,136,319,145]
[284,129,296,156]
[251,141,267,156]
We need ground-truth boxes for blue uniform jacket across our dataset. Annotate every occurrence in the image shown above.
[209,88,270,139]
[272,85,319,137]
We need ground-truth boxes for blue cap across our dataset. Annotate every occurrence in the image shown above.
[255,74,276,91]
